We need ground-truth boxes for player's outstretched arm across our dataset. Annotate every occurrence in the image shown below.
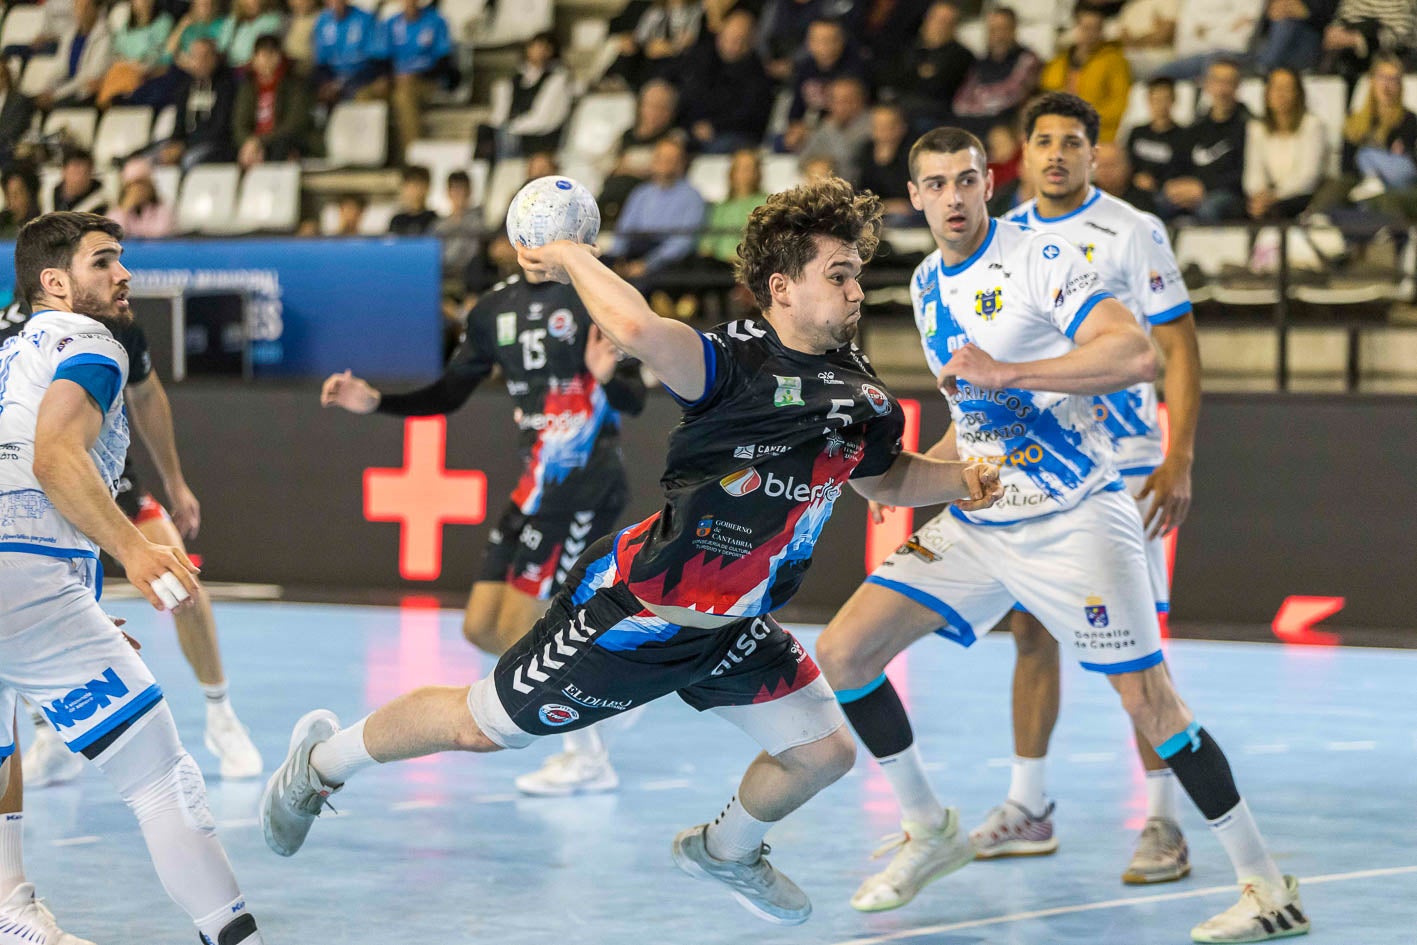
[937,299,1157,397]
[125,372,201,538]
[853,453,1002,511]
[34,381,199,612]
[518,241,707,401]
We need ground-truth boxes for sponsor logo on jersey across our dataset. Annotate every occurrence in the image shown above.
[1042,243,1060,259]
[709,617,774,676]
[975,288,1003,320]
[922,300,938,337]
[538,704,580,727]
[561,684,632,712]
[1149,271,1165,293]
[734,445,755,459]
[1084,595,1110,628]
[861,383,891,415]
[696,515,714,537]
[896,537,942,563]
[1081,243,1096,263]
[818,370,845,384]
[547,309,576,340]
[56,336,73,351]
[40,667,131,730]
[734,444,790,459]
[1151,228,1165,245]
[496,313,517,346]
[720,467,763,496]
[1052,288,1065,308]
[773,375,804,407]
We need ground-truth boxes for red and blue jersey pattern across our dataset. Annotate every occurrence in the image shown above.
[616,318,905,618]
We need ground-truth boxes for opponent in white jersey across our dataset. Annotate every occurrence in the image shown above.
[972,94,1204,882]
[815,128,1308,944]
[0,213,266,945]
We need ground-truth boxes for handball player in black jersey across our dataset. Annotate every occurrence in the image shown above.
[319,274,646,795]
[263,178,1002,925]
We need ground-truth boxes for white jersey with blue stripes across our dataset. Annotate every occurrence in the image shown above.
[911,218,1123,525]
[1006,188,1191,475]
[0,311,130,560]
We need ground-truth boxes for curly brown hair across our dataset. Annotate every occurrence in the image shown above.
[735,177,883,311]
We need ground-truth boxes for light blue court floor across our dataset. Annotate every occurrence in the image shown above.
[20,600,1417,944]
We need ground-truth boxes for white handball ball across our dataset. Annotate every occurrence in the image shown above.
[505,176,601,249]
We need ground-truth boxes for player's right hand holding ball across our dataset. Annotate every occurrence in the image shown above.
[517,241,600,285]
[953,462,1003,512]
[320,369,380,414]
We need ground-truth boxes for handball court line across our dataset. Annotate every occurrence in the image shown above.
[827,865,1417,945]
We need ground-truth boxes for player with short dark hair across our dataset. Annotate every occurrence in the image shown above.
[264,178,1001,927]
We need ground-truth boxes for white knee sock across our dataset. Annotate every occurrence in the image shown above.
[1210,799,1285,890]
[310,717,376,785]
[0,813,24,898]
[1008,755,1048,815]
[878,744,946,829]
[1146,768,1180,822]
[560,727,605,757]
[704,795,771,862]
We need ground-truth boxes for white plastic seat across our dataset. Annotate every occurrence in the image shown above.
[151,104,177,143]
[553,153,605,201]
[443,0,489,41]
[19,55,63,97]
[687,154,733,205]
[93,105,153,167]
[176,164,240,234]
[325,101,388,168]
[234,162,302,233]
[0,6,47,48]
[406,139,474,214]
[358,199,398,235]
[108,1,131,33]
[1302,75,1348,176]
[43,107,98,149]
[1016,22,1057,61]
[761,153,802,195]
[149,164,181,208]
[483,157,528,229]
[560,92,636,165]
[1174,225,1250,277]
[474,0,552,48]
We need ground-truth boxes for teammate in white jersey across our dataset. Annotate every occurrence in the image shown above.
[814,130,1309,943]
[964,92,1204,882]
[0,213,264,945]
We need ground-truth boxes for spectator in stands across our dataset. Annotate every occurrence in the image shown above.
[601,79,681,222]
[372,0,454,163]
[333,192,367,234]
[606,0,705,88]
[98,0,174,109]
[759,0,855,80]
[2,0,70,66]
[285,0,322,73]
[435,169,488,296]
[235,34,315,168]
[1244,66,1329,219]
[1253,0,1336,74]
[0,167,41,237]
[679,10,775,154]
[108,164,176,238]
[985,121,1028,213]
[479,33,573,159]
[158,37,238,169]
[164,0,231,67]
[611,136,706,285]
[856,0,933,60]
[799,76,874,181]
[1040,7,1132,142]
[0,64,35,170]
[783,18,868,151]
[313,0,382,104]
[879,1,975,131]
[32,0,113,111]
[1125,75,1187,195]
[1322,0,1415,94]
[698,149,767,268]
[1156,57,1249,221]
[222,0,285,69]
[1155,0,1262,80]
[52,148,107,214]
[388,165,438,235]
[856,102,917,220]
[1310,52,1417,207]
[1110,0,1179,79]
[952,6,1043,135]
[1094,140,1156,211]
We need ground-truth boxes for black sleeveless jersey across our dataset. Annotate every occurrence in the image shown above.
[612,317,904,618]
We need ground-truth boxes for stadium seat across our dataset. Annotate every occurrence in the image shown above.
[176,164,241,234]
[93,106,153,167]
[108,1,131,33]
[483,157,528,229]
[1359,326,1417,386]
[474,0,552,48]
[1197,326,1278,385]
[42,107,98,149]
[1303,75,1348,176]
[234,163,302,233]
[406,139,475,214]
[19,55,63,97]
[325,101,389,168]
[0,5,46,49]
[553,153,605,201]
[761,154,803,195]
[957,18,985,56]
[151,104,177,143]
[1017,22,1057,61]
[149,164,181,208]
[687,154,733,205]
[37,166,60,213]
[358,199,398,235]
[560,92,637,165]
[1175,225,1250,277]
[443,0,489,42]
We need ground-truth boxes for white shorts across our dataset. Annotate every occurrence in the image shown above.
[868,488,1164,674]
[1123,472,1171,615]
[0,555,163,760]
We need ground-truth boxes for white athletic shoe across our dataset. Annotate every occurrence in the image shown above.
[21,724,83,789]
[849,808,976,912]
[671,824,811,925]
[514,750,619,797]
[970,799,1059,858]
[259,709,341,857]
[0,882,95,945]
[1123,816,1191,884]
[1191,875,1310,943]
[205,704,263,780]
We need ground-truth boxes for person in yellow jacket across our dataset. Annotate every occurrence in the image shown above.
[1040,8,1133,143]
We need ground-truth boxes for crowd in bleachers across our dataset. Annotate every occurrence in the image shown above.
[3,0,1417,321]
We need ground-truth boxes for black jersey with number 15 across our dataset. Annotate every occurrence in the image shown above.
[612,318,905,618]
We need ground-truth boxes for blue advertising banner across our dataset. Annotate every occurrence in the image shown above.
[0,236,443,379]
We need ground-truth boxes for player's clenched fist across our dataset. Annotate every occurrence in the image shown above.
[953,461,1003,511]
[118,538,200,612]
[936,343,1010,395]
[321,369,380,414]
